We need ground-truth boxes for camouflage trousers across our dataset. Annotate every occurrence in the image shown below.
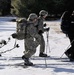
[24,37,39,58]
[39,34,45,53]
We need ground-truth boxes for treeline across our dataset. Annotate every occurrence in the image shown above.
[0,0,74,19]
[0,0,13,16]
[11,0,66,17]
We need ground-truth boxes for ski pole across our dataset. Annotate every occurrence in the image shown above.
[0,39,19,55]
[60,39,74,58]
[0,37,11,48]
[44,31,50,68]
[46,31,50,53]
[60,44,70,58]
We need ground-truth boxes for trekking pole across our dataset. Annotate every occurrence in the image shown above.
[46,31,50,53]
[60,39,74,58]
[44,31,50,68]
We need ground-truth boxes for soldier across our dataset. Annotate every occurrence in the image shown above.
[37,10,50,57]
[60,10,74,61]
[22,13,41,66]
[0,0,13,16]
[64,10,74,61]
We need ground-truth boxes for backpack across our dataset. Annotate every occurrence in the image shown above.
[15,18,27,40]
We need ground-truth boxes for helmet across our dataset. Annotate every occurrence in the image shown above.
[16,18,26,23]
[28,13,38,21]
[39,10,48,16]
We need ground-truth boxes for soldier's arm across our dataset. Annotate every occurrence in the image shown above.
[28,25,41,42]
[38,19,44,32]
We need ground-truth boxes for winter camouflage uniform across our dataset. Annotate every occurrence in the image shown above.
[24,21,41,58]
[22,13,41,66]
[38,17,45,53]
[64,10,74,61]
[37,10,49,57]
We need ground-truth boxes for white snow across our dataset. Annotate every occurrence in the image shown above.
[0,17,74,75]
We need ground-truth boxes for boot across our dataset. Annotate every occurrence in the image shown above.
[69,58,74,62]
[39,53,47,57]
[65,51,71,58]
[65,52,74,62]
[69,53,74,62]
[22,55,33,66]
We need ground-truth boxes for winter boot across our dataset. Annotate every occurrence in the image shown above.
[22,55,33,66]
[39,53,48,57]
[65,51,71,58]
[69,58,74,62]
[69,53,74,62]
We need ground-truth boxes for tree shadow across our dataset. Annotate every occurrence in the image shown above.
[0,29,15,32]
[0,57,22,61]
[0,56,74,73]
[33,63,74,73]
[31,56,68,61]
[0,64,6,70]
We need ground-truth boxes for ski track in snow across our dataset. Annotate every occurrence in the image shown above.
[0,17,74,75]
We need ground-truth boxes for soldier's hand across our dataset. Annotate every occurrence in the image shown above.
[38,30,43,34]
[44,23,47,27]
[12,33,17,38]
[46,27,50,31]
[0,40,7,45]
[2,40,7,45]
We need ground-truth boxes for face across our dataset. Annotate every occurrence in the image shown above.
[43,14,47,19]
[33,18,38,26]
[72,11,74,16]
[33,18,37,22]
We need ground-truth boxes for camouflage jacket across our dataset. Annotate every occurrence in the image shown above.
[37,16,45,32]
[25,21,41,42]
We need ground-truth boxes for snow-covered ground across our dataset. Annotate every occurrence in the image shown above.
[0,17,74,75]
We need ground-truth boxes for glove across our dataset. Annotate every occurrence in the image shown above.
[12,33,17,38]
[38,30,43,34]
[46,27,50,31]
[0,40,7,45]
[16,44,20,48]
[1,40,7,45]
[44,23,47,27]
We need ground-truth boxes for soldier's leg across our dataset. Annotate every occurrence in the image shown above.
[65,35,72,56]
[65,35,74,61]
[40,35,45,53]
[23,39,28,54]
[70,39,74,61]
[23,38,39,57]
[39,35,48,57]
[23,46,28,56]
[22,39,37,65]
[24,48,36,58]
